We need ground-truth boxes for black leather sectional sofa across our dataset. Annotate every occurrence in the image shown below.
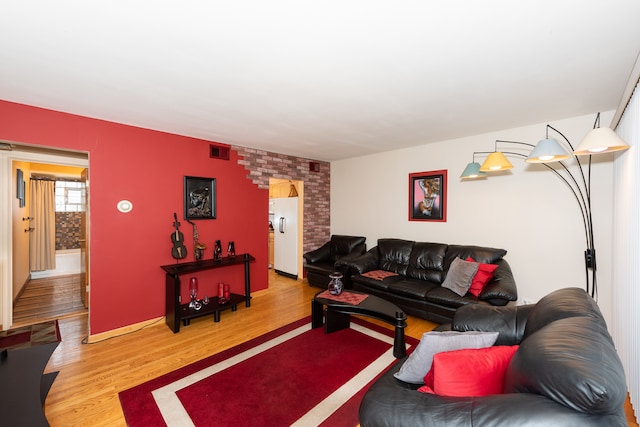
[358,287,627,426]
[338,238,518,323]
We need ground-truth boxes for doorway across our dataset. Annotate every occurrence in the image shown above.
[0,144,89,330]
[268,178,304,280]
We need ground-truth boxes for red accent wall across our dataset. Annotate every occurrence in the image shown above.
[0,100,268,335]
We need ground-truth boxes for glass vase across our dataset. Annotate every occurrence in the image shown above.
[328,272,344,296]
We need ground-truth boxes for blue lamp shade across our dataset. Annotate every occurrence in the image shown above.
[460,162,486,179]
[526,138,571,163]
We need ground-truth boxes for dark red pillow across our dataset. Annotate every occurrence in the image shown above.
[466,256,499,297]
[418,345,519,396]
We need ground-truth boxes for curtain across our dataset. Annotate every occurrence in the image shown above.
[29,179,56,271]
[612,80,640,419]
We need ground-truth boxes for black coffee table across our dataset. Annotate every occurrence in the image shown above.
[311,290,407,358]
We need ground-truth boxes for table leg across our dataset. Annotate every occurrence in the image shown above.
[325,309,350,333]
[311,299,323,328]
[393,311,407,358]
[393,327,406,358]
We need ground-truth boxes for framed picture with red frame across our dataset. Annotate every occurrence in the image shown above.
[409,170,447,222]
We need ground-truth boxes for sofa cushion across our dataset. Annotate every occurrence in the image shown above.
[445,245,507,268]
[505,317,627,415]
[419,345,519,396]
[424,286,477,308]
[377,239,414,275]
[441,258,479,296]
[386,278,439,300]
[406,242,448,282]
[393,330,499,384]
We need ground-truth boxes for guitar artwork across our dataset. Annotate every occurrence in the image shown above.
[171,212,188,260]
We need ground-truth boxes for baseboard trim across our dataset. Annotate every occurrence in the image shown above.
[86,316,165,343]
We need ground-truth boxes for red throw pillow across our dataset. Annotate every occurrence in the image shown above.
[466,256,499,297]
[418,345,519,397]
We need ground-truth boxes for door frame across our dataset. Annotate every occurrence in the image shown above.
[0,145,89,330]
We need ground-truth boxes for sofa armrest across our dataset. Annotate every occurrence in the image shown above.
[337,247,379,275]
[478,259,518,305]
[303,242,331,264]
[450,304,534,345]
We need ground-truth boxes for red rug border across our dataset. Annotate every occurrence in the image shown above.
[119,316,419,425]
[0,319,61,350]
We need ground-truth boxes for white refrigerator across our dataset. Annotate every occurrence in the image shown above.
[271,197,298,279]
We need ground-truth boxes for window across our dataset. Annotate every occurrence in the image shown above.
[55,180,86,212]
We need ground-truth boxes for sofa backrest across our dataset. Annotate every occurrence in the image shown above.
[505,287,626,415]
[329,235,366,262]
[444,245,507,268]
[406,242,448,282]
[374,240,508,284]
[376,239,414,275]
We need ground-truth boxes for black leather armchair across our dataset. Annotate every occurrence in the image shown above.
[303,235,366,288]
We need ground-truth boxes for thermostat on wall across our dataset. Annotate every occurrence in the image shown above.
[117,200,133,213]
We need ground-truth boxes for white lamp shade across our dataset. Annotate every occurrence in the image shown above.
[574,127,630,156]
[480,152,513,171]
[460,162,487,179]
[526,138,571,163]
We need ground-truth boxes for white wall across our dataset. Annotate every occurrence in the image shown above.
[331,112,615,323]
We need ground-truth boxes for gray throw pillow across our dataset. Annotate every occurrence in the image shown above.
[394,330,499,384]
[441,257,479,296]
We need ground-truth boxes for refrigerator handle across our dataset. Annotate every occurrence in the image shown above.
[279,217,286,233]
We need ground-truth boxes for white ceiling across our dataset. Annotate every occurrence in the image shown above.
[1,1,639,161]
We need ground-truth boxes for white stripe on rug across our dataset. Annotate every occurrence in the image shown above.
[152,324,312,426]
[152,321,401,426]
[290,322,396,426]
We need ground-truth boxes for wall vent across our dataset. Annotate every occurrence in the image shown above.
[309,161,320,172]
[210,143,230,160]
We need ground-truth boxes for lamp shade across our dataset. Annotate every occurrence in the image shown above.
[460,162,486,179]
[526,138,570,163]
[480,152,513,171]
[573,127,630,155]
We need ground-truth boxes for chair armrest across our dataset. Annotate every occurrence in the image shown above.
[451,303,534,345]
[336,247,379,275]
[303,242,331,264]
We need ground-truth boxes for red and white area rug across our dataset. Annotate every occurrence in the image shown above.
[119,316,417,427]
[0,320,61,350]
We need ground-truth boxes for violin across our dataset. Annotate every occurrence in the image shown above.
[171,212,188,260]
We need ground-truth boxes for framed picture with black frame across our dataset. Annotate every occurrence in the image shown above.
[408,170,447,222]
[184,176,216,220]
[16,168,25,208]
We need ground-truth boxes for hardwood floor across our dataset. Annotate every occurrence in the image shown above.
[13,274,87,328]
[28,271,638,426]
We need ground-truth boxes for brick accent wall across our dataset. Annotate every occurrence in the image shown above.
[233,146,330,254]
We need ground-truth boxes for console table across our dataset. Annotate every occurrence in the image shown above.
[161,253,255,333]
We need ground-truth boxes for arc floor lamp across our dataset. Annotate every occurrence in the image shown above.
[460,113,629,299]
